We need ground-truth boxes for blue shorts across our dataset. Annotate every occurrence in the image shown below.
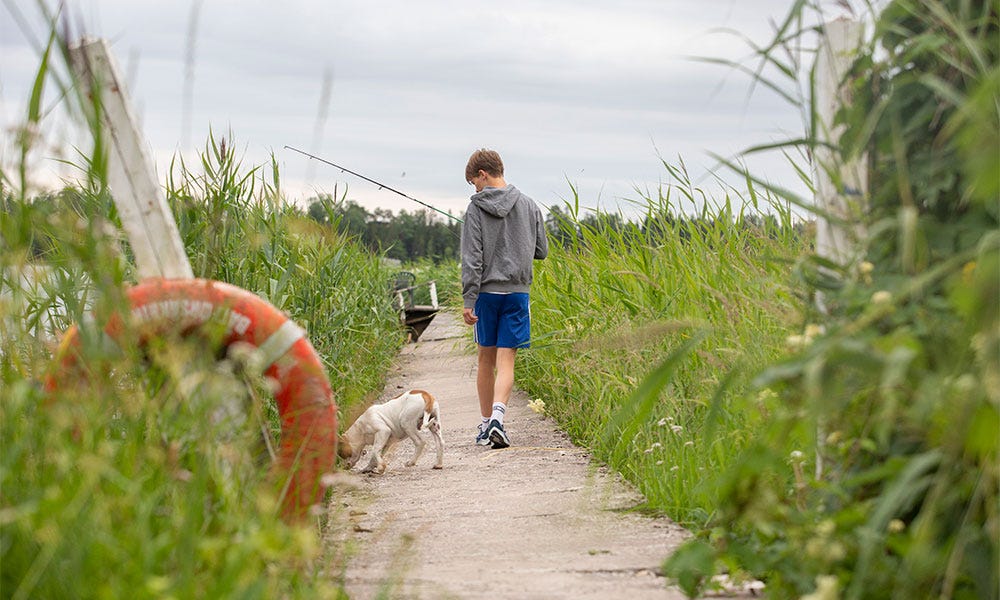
[474,292,531,349]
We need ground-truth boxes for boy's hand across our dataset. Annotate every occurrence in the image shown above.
[462,308,478,325]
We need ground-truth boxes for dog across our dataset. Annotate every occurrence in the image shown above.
[338,389,444,474]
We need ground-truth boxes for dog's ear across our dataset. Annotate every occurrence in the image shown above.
[337,439,353,459]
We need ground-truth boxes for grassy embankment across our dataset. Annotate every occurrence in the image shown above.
[2,58,404,596]
[520,175,807,526]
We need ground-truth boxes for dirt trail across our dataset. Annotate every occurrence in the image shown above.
[329,310,743,599]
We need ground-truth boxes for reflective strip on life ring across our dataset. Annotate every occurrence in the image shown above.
[48,278,337,521]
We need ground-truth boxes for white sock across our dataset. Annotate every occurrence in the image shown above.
[490,403,506,425]
[480,417,489,432]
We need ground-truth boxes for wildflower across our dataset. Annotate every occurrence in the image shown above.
[801,575,839,600]
[790,450,805,462]
[670,424,683,434]
[657,418,668,427]
[670,465,679,472]
[858,261,874,284]
[888,519,906,533]
[527,398,546,415]
[962,261,976,283]
[816,519,835,537]
[756,388,777,403]
[804,323,826,339]
[145,576,171,595]
[655,460,664,465]
[825,430,843,445]
[786,334,807,351]
[871,290,892,306]
[953,374,976,395]
[683,440,694,447]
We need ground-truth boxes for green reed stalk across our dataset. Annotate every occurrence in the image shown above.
[1,19,403,596]
[521,174,805,524]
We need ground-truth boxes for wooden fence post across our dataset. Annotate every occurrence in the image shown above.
[812,18,867,478]
[68,38,193,280]
[813,17,868,277]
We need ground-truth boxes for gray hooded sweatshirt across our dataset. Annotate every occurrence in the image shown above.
[461,184,548,309]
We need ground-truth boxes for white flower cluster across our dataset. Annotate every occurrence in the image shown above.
[786,323,827,351]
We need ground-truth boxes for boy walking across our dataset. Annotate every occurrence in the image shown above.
[460,149,548,449]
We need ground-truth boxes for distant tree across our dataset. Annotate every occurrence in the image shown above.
[303,198,462,263]
[545,204,578,248]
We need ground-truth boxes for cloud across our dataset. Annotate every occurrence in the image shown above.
[3,0,822,219]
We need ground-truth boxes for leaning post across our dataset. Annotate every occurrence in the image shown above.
[68,38,193,280]
[811,17,867,477]
[813,17,868,285]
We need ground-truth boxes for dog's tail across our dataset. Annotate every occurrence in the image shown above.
[412,390,440,432]
[422,401,441,432]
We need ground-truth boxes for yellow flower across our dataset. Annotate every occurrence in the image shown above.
[786,334,807,350]
[804,323,826,339]
[801,575,840,600]
[527,398,546,415]
[962,261,977,283]
[859,261,874,283]
[871,290,892,305]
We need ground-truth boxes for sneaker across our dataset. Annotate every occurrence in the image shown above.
[487,419,510,449]
[475,425,491,446]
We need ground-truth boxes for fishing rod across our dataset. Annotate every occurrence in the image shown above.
[284,146,463,224]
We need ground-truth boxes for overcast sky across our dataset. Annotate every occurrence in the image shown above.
[2,1,845,220]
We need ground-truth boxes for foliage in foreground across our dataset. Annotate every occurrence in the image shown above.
[520,176,805,525]
[1,29,404,594]
[662,1,999,598]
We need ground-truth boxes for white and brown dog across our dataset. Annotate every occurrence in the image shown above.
[338,389,444,474]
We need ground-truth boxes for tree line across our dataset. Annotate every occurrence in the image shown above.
[305,196,809,263]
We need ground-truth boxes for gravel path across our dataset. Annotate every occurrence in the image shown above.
[326,310,745,599]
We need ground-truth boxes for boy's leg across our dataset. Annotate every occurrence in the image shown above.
[487,294,530,449]
[477,345,497,420]
[493,347,517,408]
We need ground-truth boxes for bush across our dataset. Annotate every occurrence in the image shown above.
[664,1,999,598]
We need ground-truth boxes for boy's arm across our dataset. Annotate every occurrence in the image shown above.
[461,208,484,308]
[534,207,549,260]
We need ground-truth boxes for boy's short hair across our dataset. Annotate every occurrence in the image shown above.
[466,149,504,182]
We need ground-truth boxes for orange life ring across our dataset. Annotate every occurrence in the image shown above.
[47,278,337,521]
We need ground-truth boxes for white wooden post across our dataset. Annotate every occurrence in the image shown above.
[69,38,193,280]
[428,280,438,309]
[812,18,867,478]
[813,18,868,274]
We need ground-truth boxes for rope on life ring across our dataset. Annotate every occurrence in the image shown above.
[47,278,337,521]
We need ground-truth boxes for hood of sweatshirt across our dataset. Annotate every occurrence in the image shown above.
[471,185,520,218]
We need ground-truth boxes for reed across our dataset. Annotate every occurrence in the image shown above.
[659,1,998,597]
[1,27,402,598]
[520,173,805,524]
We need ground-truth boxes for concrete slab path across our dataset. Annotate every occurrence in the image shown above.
[329,310,738,599]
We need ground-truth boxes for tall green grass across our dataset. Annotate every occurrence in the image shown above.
[650,1,996,598]
[167,131,403,412]
[1,27,404,598]
[520,173,806,524]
